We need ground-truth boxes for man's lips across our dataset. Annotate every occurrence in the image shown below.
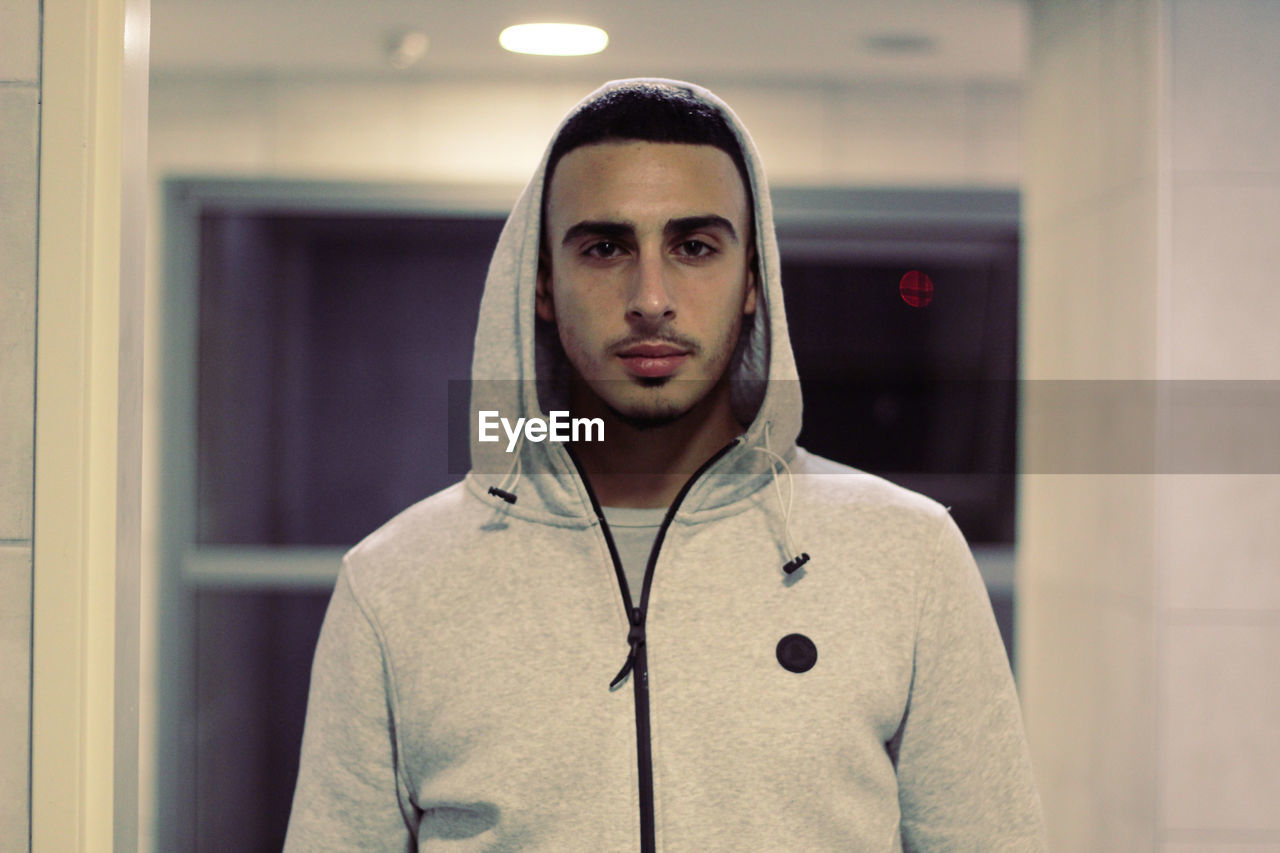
[616,343,692,378]
[617,343,689,358]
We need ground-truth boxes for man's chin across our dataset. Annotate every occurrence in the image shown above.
[597,384,697,430]
[573,377,715,431]
[603,398,688,431]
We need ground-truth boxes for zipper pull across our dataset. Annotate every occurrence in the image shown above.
[608,609,645,690]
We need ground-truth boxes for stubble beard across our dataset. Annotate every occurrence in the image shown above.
[599,377,689,430]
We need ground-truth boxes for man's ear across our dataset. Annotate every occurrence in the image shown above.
[742,249,759,316]
[535,252,556,323]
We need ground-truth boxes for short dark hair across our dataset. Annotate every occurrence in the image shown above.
[543,83,754,222]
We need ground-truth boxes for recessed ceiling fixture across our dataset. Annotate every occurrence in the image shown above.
[386,30,430,70]
[499,23,608,57]
[864,32,937,55]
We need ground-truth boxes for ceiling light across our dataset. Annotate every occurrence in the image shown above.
[499,23,608,57]
[386,30,430,70]
[864,32,937,55]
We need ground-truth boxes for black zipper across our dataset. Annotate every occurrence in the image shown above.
[565,438,740,853]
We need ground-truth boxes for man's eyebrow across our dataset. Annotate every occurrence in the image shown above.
[560,215,741,248]
[560,220,635,246]
[665,215,739,243]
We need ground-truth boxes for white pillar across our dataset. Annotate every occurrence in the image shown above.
[1021,1,1280,849]
[0,0,42,850]
[28,0,148,850]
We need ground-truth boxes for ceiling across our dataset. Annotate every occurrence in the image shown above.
[151,0,1028,87]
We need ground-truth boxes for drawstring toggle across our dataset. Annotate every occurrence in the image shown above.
[783,552,811,575]
[487,486,517,504]
[487,432,525,505]
[753,421,813,578]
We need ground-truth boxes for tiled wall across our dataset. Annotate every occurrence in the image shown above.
[1022,0,1280,849]
[0,0,39,849]
[1158,0,1280,846]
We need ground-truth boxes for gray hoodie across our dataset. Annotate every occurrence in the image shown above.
[285,78,1047,852]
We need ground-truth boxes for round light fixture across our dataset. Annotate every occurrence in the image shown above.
[499,23,608,57]
[386,30,430,70]
[863,32,937,55]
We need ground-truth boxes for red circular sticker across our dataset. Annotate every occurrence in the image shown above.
[899,270,934,308]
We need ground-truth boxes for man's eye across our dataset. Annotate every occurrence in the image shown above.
[584,241,624,258]
[677,239,715,257]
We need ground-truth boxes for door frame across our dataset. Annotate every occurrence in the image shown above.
[31,0,149,850]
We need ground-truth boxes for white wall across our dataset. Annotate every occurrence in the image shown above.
[1158,1,1280,845]
[0,0,40,850]
[148,74,1022,188]
[1021,0,1280,849]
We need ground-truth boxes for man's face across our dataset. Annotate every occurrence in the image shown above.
[537,140,757,429]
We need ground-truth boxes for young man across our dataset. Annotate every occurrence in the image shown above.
[286,79,1046,851]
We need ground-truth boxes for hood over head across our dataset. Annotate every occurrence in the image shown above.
[467,78,803,523]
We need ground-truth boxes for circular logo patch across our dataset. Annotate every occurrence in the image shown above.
[776,633,818,673]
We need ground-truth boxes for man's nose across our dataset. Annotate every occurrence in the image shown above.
[627,248,675,323]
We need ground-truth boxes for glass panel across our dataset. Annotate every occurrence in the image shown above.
[197,213,503,545]
[782,252,1018,543]
[194,589,330,852]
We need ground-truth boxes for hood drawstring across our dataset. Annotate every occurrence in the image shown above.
[752,422,811,575]
[487,433,524,504]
